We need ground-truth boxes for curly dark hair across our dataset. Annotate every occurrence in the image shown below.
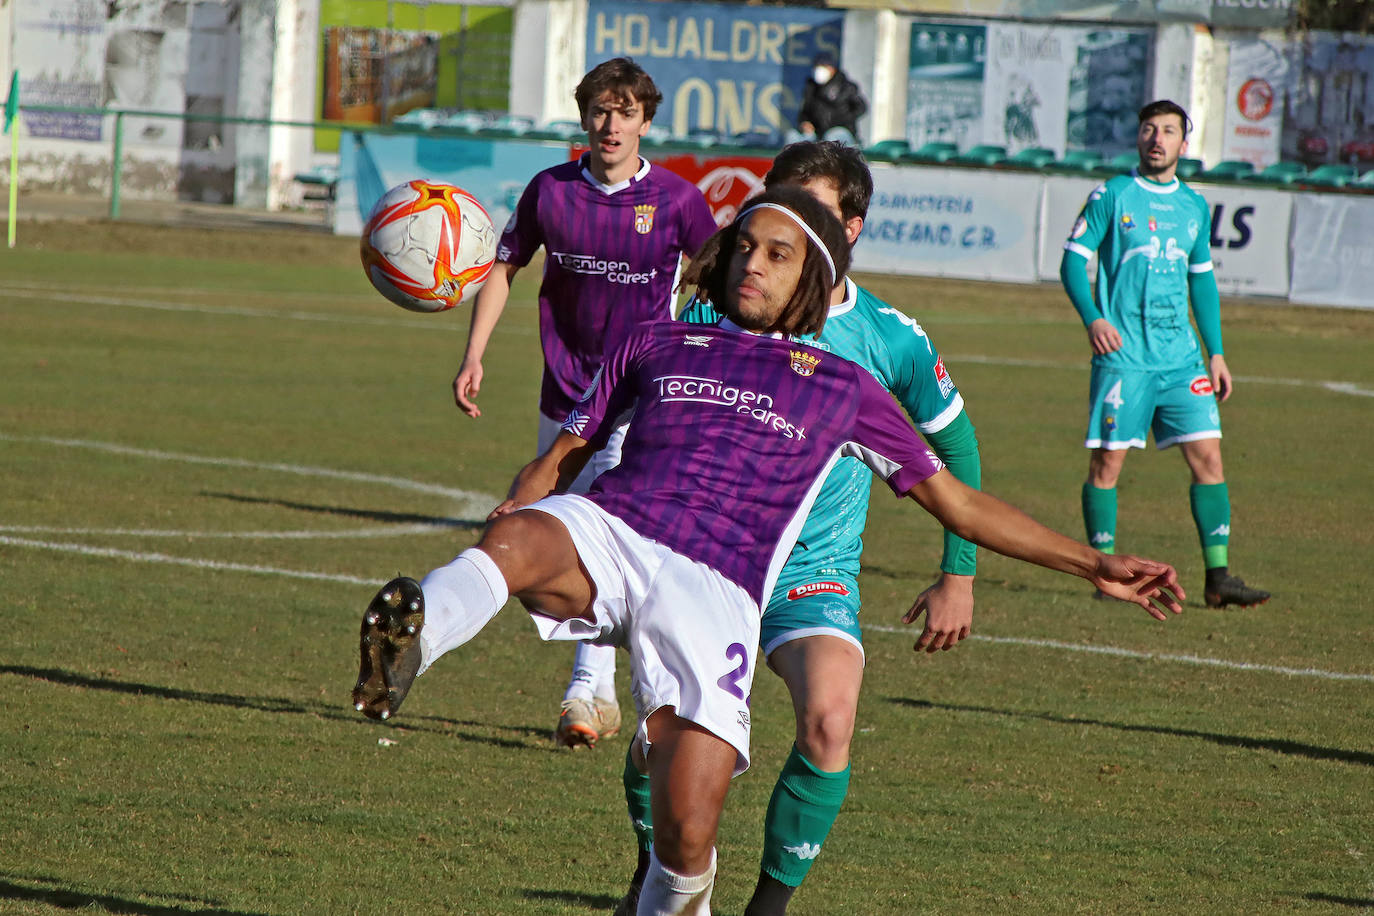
[765,140,875,223]
[681,185,850,339]
[575,58,663,122]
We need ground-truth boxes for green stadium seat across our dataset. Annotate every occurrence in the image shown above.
[1048,149,1103,172]
[1107,151,1139,172]
[864,139,910,162]
[900,141,958,164]
[1243,161,1307,184]
[1175,157,1203,179]
[952,144,1007,166]
[1005,147,1056,168]
[1199,159,1256,181]
[1305,163,1358,187]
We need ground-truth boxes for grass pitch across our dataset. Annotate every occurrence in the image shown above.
[2,218,1372,915]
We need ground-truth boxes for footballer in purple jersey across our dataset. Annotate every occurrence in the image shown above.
[355,186,1185,916]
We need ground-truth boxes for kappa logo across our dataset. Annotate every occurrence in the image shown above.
[684,334,713,348]
[1209,524,1231,537]
[786,581,851,600]
[1189,376,1214,395]
[790,349,821,377]
[634,204,656,235]
[784,842,822,861]
[1091,532,1115,544]
[933,356,954,398]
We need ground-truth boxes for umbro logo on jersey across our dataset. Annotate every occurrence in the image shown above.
[684,334,713,348]
[784,842,822,860]
[1209,524,1230,536]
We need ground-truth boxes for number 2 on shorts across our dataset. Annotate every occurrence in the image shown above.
[716,642,750,701]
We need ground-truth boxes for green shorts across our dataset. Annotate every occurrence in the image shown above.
[1086,363,1222,450]
[760,575,863,660]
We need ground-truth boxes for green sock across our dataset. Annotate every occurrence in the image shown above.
[623,748,654,854]
[1191,482,1230,569]
[759,745,851,888]
[1082,483,1118,554]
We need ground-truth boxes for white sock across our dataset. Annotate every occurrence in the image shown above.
[564,642,618,704]
[417,547,509,675]
[637,847,715,916]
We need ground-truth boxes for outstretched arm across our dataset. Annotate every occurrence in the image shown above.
[488,431,595,519]
[907,470,1184,620]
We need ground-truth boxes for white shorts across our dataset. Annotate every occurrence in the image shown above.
[537,412,627,495]
[521,493,759,775]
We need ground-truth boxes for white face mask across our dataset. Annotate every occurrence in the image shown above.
[813,66,834,84]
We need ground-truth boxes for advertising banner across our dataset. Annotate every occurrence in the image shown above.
[881,1,1291,29]
[906,18,1151,158]
[855,164,1041,282]
[1221,39,1287,168]
[1277,32,1374,168]
[1042,175,1292,298]
[334,132,570,236]
[585,0,843,141]
[1289,194,1374,309]
[12,0,108,140]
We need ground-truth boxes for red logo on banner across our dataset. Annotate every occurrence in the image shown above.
[1190,376,1214,395]
[1237,79,1274,121]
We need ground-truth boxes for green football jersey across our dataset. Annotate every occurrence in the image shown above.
[1064,170,1214,371]
[679,278,966,586]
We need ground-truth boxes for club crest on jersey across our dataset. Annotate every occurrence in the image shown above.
[790,349,820,377]
[933,356,954,397]
[1148,215,1158,232]
[634,204,656,235]
[1121,213,1136,230]
[1189,376,1214,395]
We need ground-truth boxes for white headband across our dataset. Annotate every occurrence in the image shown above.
[737,202,837,285]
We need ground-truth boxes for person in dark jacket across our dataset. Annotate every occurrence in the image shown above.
[797,51,867,144]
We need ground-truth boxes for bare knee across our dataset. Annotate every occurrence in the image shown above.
[796,699,857,768]
[1087,448,1127,488]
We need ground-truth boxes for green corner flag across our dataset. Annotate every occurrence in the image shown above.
[3,70,17,134]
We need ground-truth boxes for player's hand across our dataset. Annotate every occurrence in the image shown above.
[1209,353,1233,403]
[1089,554,1185,620]
[903,573,974,653]
[453,359,484,417]
[1088,318,1123,355]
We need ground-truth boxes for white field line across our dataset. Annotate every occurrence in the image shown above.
[0,433,496,516]
[4,529,1368,684]
[0,523,456,539]
[0,534,376,586]
[865,624,1374,683]
[6,286,1369,396]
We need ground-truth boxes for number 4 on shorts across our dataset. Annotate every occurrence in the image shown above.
[1102,380,1125,409]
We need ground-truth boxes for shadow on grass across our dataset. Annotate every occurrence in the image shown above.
[521,888,621,909]
[0,874,267,915]
[1306,893,1374,908]
[889,697,1374,767]
[203,491,484,530]
[1,664,549,750]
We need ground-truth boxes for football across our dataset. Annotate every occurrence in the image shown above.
[359,179,498,312]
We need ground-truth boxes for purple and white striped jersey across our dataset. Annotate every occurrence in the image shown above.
[497,154,717,420]
[562,320,946,606]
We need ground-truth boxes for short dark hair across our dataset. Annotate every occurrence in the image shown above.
[1138,99,1192,136]
[764,140,874,223]
[682,185,850,339]
[575,58,662,122]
